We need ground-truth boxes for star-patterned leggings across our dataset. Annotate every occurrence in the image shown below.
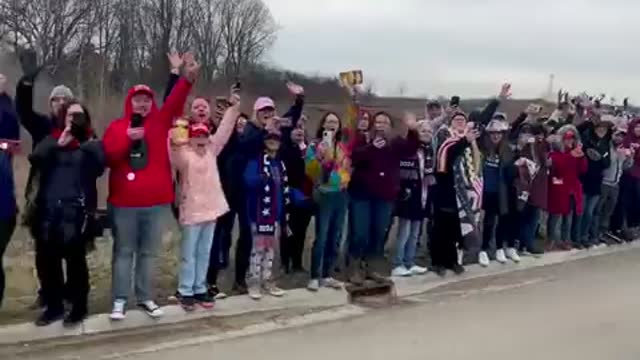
[247,229,276,286]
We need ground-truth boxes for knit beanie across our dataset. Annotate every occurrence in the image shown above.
[49,85,73,101]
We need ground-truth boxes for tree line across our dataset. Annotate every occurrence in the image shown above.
[0,0,277,99]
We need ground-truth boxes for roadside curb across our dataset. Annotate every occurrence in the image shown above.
[392,241,640,298]
[1,241,638,345]
[0,287,349,345]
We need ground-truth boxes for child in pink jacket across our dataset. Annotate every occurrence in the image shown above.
[170,101,239,311]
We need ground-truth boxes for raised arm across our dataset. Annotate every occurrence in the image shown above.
[15,71,51,144]
[163,52,183,102]
[159,53,198,131]
[210,101,239,156]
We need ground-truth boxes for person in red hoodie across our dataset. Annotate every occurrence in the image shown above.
[104,56,199,321]
[547,125,588,250]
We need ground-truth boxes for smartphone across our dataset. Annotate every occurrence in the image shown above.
[131,113,143,128]
[450,96,461,107]
[322,130,334,144]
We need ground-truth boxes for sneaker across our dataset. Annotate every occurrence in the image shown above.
[63,307,88,328]
[391,266,412,277]
[232,282,248,295]
[194,293,215,309]
[167,291,181,304]
[495,249,507,264]
[321,277,343,289]
[307,279,320,292]
[408,265,428,276]
[478,251,490,267]
[264,282,286,297]
[506,248,521,263]
[433,266,446,277]
[452,264,466,275]
[35,308,64,327]
[248,285,262,300]
[109,300,127,321]
[138,300,164,318]
[179,296,196,312]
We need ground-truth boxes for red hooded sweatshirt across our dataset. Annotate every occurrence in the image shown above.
[103,78,192,207]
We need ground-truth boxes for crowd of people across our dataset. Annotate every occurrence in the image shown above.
[0,53,639,329]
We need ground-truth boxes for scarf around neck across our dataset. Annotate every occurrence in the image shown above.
[256,153,291,236]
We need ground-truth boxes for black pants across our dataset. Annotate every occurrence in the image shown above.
[430,208,462,269]
[37,206,89,313]
[233,200,253,287]
[207,210,236,286]
[281,203,313,271]
[0,216,16,307]
[482,192,517,251]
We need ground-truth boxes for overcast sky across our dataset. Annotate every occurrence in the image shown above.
[263,0,639,101]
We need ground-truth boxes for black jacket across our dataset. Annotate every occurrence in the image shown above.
[395,143,434,220]
[579,122,612,196]
[30,136,104,216]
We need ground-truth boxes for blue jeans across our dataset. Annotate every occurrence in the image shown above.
[179,221,216,296]
[348,197,394,260]
[547,197,581,245]
[581,194,600,245]
[393,218,422,268]
[110,205,168,303]
[311,191,347,279]
[519,204,541,252]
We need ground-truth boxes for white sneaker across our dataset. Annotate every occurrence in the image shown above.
[109,300,127,321]
[263,283,285,297]
[138,300,164,318]
[478,251,490,267]
[408,265,428,276]
[321,277,343,289]
[506,248,521,263]
[307,279,320,292]
[495,249,507,264]
[391,266,411,277]
[248,285,262,300]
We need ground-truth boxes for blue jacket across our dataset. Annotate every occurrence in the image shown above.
[0,93,19,220]
[243,154,305,225]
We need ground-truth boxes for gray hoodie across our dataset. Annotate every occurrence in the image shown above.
[602,145,633,187]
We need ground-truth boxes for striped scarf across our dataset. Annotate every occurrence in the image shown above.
[435,127,483,243]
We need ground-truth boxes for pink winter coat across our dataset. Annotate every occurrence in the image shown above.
[170,108,237,225]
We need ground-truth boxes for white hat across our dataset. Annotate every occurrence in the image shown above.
[485,119,509,133]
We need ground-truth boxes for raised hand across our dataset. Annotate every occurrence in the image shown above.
[403,112,418,130]
[184,54,200,83]
[499,83,512,100]
[167,52,184,71]
[373,137,386,149]
[286,81,304,96]
[465,128,481,143]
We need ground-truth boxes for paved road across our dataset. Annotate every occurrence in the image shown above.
[12,248,640,360]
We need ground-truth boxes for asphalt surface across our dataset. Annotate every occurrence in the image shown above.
[8,248,640,360]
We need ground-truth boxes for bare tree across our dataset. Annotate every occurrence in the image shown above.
[219,0,277,80]
[0,0,95,74]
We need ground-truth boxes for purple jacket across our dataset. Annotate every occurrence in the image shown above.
[349,131,419,202]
